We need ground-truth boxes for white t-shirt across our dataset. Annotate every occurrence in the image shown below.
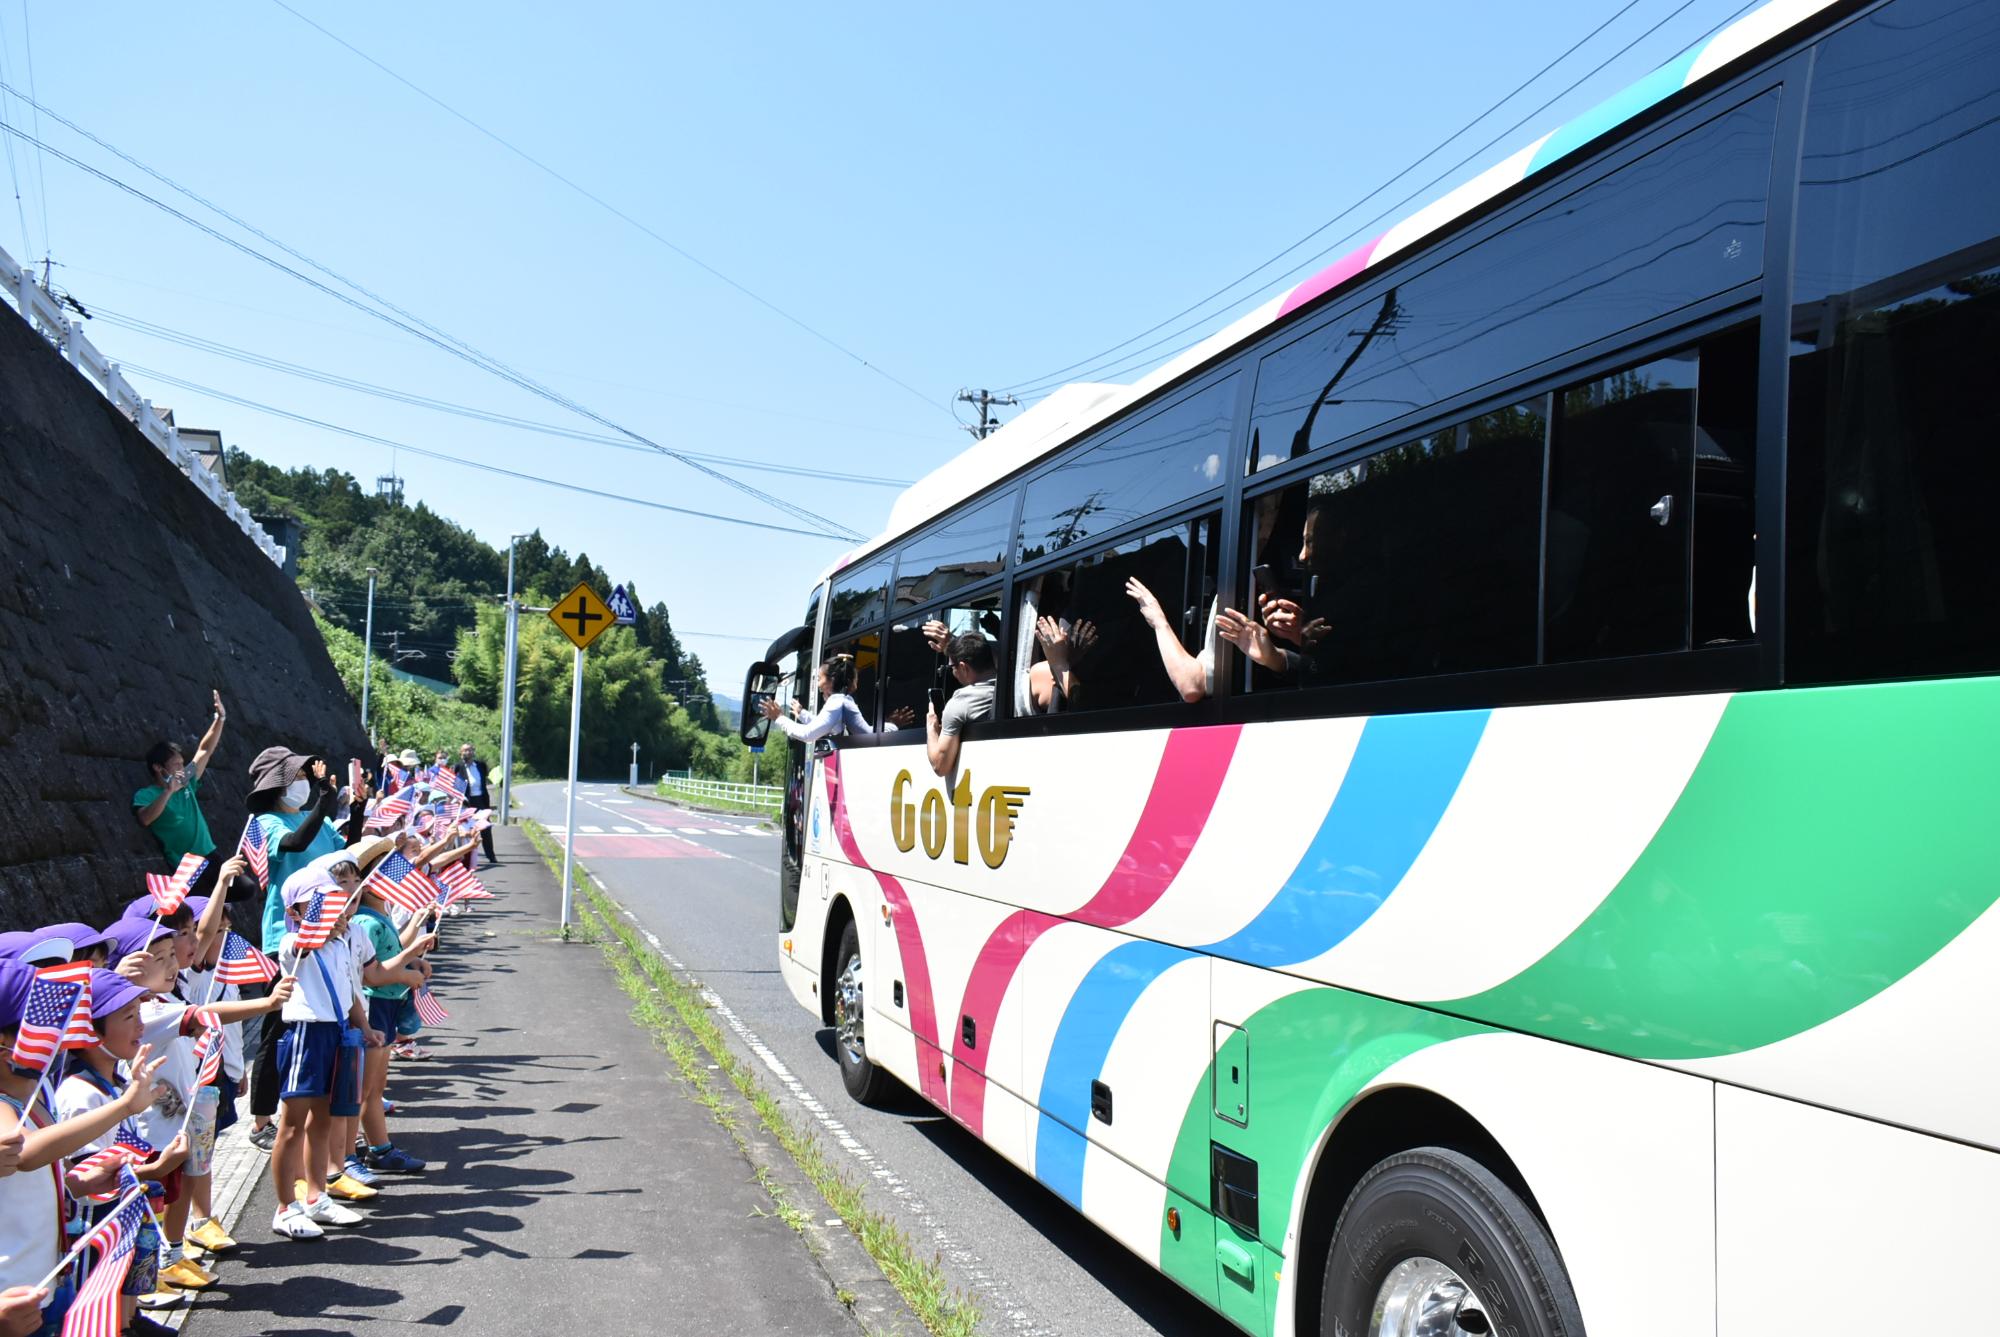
[128,998,194,1151]
[0,1100,61,1289]
[181,964,244,1082]
[53,1070,119,1157]
[278,934,357,1024]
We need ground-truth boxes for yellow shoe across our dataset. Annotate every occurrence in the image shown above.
[159,1258,218,1291]
[187,1218,238,1253]
[325,1173,378,1201]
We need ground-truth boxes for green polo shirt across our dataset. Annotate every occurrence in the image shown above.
[355,906,410,1000]
[132,772,217,866]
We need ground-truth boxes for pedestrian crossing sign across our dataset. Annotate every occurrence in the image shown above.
[608,584,639,626]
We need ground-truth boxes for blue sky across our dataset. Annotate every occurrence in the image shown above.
[0,0,1758,679]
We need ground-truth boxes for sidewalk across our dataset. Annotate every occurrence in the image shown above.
[178,825,862,1336]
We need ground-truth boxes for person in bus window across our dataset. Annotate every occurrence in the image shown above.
[760,655,907,743]
[1125,579,1286,702]
[1028,615,1095,713]
[926,633,996,776]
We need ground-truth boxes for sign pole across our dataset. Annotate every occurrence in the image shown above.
[560,642,584,936]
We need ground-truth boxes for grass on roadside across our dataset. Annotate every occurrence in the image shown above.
[521,820,981,1337]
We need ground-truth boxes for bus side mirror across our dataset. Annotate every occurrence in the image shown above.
[741,661,781,747]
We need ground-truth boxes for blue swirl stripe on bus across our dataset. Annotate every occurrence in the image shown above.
[1529,49,1702,173]
[1200,709,1489,968]
[1033,939,1192,1208]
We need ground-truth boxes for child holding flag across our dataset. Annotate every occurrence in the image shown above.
[1,961,170,1337]
[350,837,434,1178]
[270,861,383,1240]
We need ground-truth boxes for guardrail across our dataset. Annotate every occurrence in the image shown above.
[0,244,285,567]
[656,775,783,810]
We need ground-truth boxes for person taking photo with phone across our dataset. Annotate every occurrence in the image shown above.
[133,690,228,897]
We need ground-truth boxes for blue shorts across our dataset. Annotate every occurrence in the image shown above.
[276,1021,361,1115]
[367,995,402,1037]
[396,993,423,1038]
[214,1071,240,1133]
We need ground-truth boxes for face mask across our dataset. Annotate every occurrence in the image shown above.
[282,778,312,809]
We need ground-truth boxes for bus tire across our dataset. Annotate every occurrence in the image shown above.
[833,920,890,1105]
[1321,1147,1582,1337]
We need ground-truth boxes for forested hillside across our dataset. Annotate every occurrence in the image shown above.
[229,449,756,782]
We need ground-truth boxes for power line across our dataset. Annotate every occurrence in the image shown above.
[954,388,1019,440]
[17,1,47,263]
[0,21,29,256]
[125,363,852,541]
[0,90,865,540]
[262,0,952,420]
[1002,0,1739,400]
[89,306,914,489]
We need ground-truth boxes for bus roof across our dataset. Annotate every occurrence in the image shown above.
[824,0,1838,585]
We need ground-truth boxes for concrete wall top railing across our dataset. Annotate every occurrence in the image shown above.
[0,243,286,568]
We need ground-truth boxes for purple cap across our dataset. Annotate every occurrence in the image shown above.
[122,894,193,923]
[102,918,170,962]
[182,897,209,921]
[31,922,114,958]
[0,959,36,1027]
[85,968,146,1022]
[0,931,34,961]
[13,934,74,967]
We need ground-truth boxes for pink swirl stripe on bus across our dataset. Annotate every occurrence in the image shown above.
[948,726,1242,1135]
[821,753,950,1105]
[1278,236,1386,318]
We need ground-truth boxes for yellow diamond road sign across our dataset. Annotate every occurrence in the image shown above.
[549,581,615,651]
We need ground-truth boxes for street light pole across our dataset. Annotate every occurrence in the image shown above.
[360,567,379,733]
[499,534,525,824]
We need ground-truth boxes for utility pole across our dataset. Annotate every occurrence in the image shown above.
[360,568,379,732]
[499,534,526,825]
[956,388,1019,440]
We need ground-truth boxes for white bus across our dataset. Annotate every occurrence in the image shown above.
[743,0,2000,1331]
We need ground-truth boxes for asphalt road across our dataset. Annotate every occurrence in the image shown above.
[515,781,1239,1337]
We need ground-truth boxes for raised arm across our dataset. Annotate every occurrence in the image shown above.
[190,691,226,779]
[1126,579,1209,704]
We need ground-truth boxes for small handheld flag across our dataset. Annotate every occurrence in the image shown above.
[237,818,269,889]
[36,961,97,1050]
[215,931,278,986]
[190,1022,224,1088]
[145,853,207,916]
[365,787,415,831]
[412,987,449,1026]
[9,976,83,1075]
[294,886,355,953]
[431,766,464,802]
[61,1189,147,1337]
[437,862,491,905]
[364,853,443,915]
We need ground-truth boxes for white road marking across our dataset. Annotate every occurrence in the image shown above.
[614,825,639,833]
[602,899,1051,1335]
[579,824,605,833]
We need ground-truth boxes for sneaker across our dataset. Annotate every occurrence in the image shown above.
[158,1258,218,1291]
[248,1124,277,1152]
[187,1219,238,1253]
[302,1194,363,1227]
[364,1143,427,1174]
[326,1172,379,1201]
[382,1098,397,1116]
[272,1203,324,1240]
[135,1290,185,1310]
[128,1316,177,1337]
[341,1156,380,1187]
[390,1040,430,1061]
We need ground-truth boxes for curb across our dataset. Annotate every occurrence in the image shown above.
[619,784,779,828]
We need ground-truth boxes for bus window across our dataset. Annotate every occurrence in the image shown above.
[824,630,882,729]
[1244,408,1541,689]
[827,557,892,638]
[893,494,1013,612]
[1017,378,1236,563]
[882,590,1002,731]
[1787,0,2000,683]
[1020,513,1218,714]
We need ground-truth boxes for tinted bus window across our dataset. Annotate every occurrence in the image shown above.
[1249,92,1776,474]
[882,591,1004,731]
[1246,402,1542,688]
[893,493,1013,612]
[826,630,882,728]
[1018,378,1237,562]
[1021,515,1218,713]
[1787,0,2000,683]
[827,557,892,637]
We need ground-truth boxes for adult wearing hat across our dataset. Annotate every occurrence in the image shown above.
[242,747,350,1149]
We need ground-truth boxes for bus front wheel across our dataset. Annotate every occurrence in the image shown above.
[1321,1147,1583,1337]
[833,920,890,1105]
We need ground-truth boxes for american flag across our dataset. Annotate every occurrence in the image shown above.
[74,1121,155,1203]
[365,853,443,915]
[436,861,489,904]
[62,1189,148,1337]
[36,961,97,1050]
[189,1020,224,1088]
[294,885,355,952]
[237,817,269,888]
[215,931,278,986]
[365,786,415,831]
[430,766,464,801]
[412,987,449,1026]
[144,853,207,916]
[9,975,84,1075]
